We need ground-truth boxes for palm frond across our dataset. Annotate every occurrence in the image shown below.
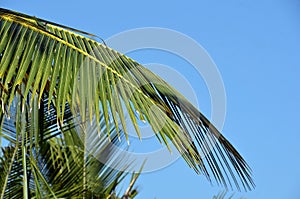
[0,8,254,191]
[0,92,138,198]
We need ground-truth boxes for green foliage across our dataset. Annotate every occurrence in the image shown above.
[0,95,139,198]
[0,8,254,198]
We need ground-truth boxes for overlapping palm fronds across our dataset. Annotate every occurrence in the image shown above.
[0,92,140,198]
[0,7,254,194]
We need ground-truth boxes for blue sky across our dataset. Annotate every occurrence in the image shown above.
[1,0,300,198]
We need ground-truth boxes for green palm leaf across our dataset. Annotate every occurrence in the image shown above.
[0,8,254,191]
[0,93,139,198]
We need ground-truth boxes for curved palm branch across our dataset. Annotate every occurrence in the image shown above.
[0,8,254,191]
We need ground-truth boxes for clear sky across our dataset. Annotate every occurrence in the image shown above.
[1,0,300,198]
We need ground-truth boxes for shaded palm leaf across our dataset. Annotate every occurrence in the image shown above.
[0,92,139,198]
[0,8,254,191]
[0,146,24,199]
